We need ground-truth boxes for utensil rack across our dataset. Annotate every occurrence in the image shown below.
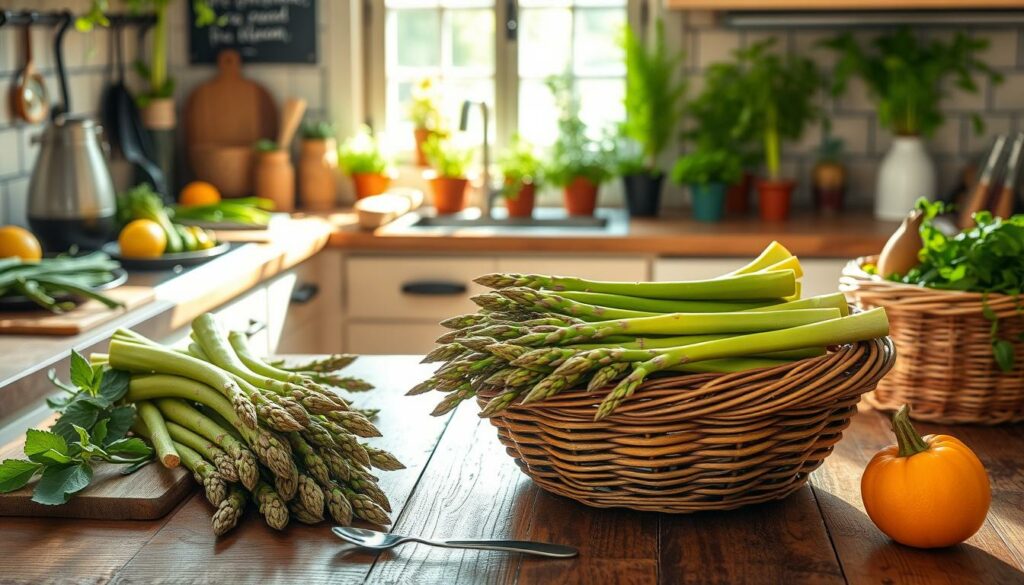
[0,9,156,118]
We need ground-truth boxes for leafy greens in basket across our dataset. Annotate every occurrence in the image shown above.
[891,199,1024,372]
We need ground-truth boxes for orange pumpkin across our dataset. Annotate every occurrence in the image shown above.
[861,405,991,548]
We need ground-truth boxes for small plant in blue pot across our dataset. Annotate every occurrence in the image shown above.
[671,147,743,223]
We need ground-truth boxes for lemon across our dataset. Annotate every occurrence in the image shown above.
[119,219,167,258]
[0,225,42,261]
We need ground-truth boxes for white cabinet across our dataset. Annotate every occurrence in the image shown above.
[653,257,847,297]
[342,254,650,354]
[270,249,344,355]
[158,285,270,354]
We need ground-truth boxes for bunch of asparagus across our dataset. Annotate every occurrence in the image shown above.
[95,313,403,535]
[412,242,890,421]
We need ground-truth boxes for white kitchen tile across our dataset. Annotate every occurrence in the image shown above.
[941,79,986,113]
[67,71,103,117]
[792,30,839,70]
[696,30,740,69]
[993,72,1024,111]
[828,115,870,156]
[0,130,19,177]
[0,28,17,76]
[0,183,9,225]
[29,25,56,73]
[844,159,877,209]
[168,25,189,68]
[686,11,717,30]
[289,68,324,110]
[928,116,963,157]
[743,31,788,55]
[5,176,29,227]
[976,29,1018,68]
[966,115,1014,157]
[836,77,875,114]
[20,125,42,174]
[787,118,822,156]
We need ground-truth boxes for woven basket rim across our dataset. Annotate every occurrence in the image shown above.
[477,336,895,424]
[842,255,1023,302]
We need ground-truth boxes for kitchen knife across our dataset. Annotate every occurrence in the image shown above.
[993,132,1023,219]
[959,134,1007,228]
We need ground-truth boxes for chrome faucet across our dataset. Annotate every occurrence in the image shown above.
[458,100,498,218]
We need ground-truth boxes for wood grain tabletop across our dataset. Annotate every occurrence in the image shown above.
[1,355,1022,585]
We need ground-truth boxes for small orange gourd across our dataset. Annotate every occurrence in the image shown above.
[861,405,991,548]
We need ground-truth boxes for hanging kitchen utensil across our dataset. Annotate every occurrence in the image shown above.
[10,24,50,123]
[958,135,1007,229]
[993,132,1023,219]
[102,24,167,197]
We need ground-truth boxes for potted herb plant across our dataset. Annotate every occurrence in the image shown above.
[685,56,761,216]
[671,147,743,223]
[618,21,686,217]
[422,134,474,214]
[824,28,1000,221]
[339,126,391,201]
[733,39,820,222]
[545,76,612,217]
[298,121,339,210]
[812,130,846,215]
[499,134,543,218]
[409,78,445,167]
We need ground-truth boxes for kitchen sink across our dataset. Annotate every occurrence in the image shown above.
[380,207,629,236]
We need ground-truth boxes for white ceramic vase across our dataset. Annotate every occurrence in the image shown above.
[875,136,936,221]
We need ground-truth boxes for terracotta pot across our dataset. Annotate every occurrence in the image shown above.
[725,172,753,215]
[352,172,392,200]
[254,150,295,212]
[430,176,468,214]
[756,179,795,222]
[563,176,599,216]
[504,181,536,218]
[299,138,339,211]
[140,97,176,130]
[414,128,433,167]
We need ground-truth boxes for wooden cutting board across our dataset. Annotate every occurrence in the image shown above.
[0,432,192,520]
[0,286,155,335]
[184,50,278,149]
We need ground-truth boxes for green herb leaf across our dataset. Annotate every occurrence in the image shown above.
[47,369,80,396]
[72,425,92,449]
[98,369,130,404]
[24,429,68,461]
[104,405,136,446]
[92,418,108,446]
[994,340,1016,373]
[105,438,153,459]
[51,401,100,444]
[0,459,43,493]
[982,303,997,322]
[69,350,95,393]
[31,463,93,505]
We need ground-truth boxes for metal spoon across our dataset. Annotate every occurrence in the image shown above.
[332,526,578,558]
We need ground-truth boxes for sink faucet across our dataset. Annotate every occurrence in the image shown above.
[458,100,498,218]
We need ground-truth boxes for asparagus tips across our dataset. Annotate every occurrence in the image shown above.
[325,484,354,525]
[297,474,325,517]
[479,388,524,417]
[365,446,405,471]
[440,313,491,329]
[587,362,631,392]
[290,499,325,525]
[253,394,305,432]
[471,293,520,313]
[254,482,290,530]
[349,472,391,512]
[422,343,467,364]
[430,383,475,416]
[275,465,299,501]
[473,273,532,289]
[271,354,358,374]
[288,432,331,485]
[343,487,391,525]
[324,411,382,438]
[232,393,259,430]
[232,445,260,491]
[250,428,297,480]
[318,447,352,482]
[511,347,580,369]
[483,343,530,362]
[211,450,239,483]
[317,375,374,392]
[212,487,247,536]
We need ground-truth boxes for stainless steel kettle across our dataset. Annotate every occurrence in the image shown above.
[27,114,117,252]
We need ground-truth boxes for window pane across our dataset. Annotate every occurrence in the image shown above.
[518,79,560,147]
[577,78,624,135]
[393,10,440,68]
[518,8,572,78]
[448,9,494,71]
[573,8,625,76]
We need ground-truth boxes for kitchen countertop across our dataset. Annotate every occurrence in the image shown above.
[322,209,897,258]
[3,355,1022,584]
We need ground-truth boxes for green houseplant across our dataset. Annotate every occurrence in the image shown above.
[671,147,743,222]
[409,77,446,167]
[339,126,391,200]
[422,134,474,214]
[618,20,686,217]
[823,28,1001,220]
[730,38,820,221]
[499,135,543,218]
[545,75,613,217]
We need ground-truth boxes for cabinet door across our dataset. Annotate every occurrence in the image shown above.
[345,322,448,355]
[269,250,344,355]
[798,259,847,298]
[496,257,649,281]
[652,258,742,281]
[345,256,495,320]
[158,286,270,354]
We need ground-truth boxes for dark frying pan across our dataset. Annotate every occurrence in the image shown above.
[11,26,49,123]
[102,25,167,196]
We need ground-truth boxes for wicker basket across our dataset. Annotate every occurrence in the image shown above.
[475,338,894,513]
[841,256,1024,424]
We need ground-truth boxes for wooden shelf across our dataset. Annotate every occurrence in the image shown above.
[666,0,1024,9]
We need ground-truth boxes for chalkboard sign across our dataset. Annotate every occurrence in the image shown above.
[189,0,318,64]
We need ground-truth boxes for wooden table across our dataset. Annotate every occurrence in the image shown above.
[2,356,1023,584]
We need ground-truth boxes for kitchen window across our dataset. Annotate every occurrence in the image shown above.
[367,0,640,156]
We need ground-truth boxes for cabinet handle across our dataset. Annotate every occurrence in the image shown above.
[245,319,267,338]
[290,283,320,305]
[401,280,468,296]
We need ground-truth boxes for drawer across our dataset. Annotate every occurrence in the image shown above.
[799,259,847,297]
[345,257,494,320]
[345,322,447,355]
[496,257,649,281]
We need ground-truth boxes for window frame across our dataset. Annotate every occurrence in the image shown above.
[365,0,648,159]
